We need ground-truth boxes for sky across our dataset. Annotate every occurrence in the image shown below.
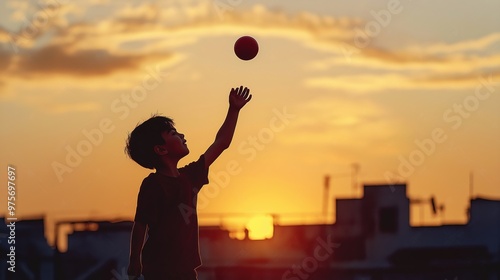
[1,0,499,242]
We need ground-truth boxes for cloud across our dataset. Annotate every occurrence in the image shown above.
[56,2,360,53]
[304,74,409,94]
[14,45,170,77]
[281,96,403,162]
[214,5,360,39]
[2,1,498,97]
[305,31,500,93]
[0,27,13,43]
[419,32,500,55]
[113,3,163,30]
[304,71,500,93]
[0,1,363,92]
[418,70,500,88]
[309,32,500,68]
[5,0,31,22]
[0,49,13,72]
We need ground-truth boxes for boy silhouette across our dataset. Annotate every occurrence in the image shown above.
[125,86,251,280]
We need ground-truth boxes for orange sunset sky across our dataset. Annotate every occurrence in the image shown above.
[1,0,499,241]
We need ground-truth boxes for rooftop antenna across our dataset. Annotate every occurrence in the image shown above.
[411,195,444,225]
[430,196,445,221]
[410,198,426,225]
[351,163,360,196]
[323,175,330,222]
[469,170,474,200]
[323,164,359,222]
[467,170,474,220]
[430,196,437,215]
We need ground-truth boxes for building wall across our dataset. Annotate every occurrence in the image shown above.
[3,183,498,280]
[468,199,500,259]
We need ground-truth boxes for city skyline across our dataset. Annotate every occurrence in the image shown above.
[1,0,499,234]
[3,183,499,279]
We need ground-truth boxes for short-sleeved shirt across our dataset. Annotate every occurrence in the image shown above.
[134,155,209,272]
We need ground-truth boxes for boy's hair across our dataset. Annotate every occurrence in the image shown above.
[125,115,175,169]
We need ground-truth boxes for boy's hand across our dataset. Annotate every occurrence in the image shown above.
[229,86,252,110]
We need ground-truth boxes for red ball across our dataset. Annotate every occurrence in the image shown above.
[234,36,259,61]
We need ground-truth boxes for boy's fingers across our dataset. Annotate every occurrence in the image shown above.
[230,86,250,98]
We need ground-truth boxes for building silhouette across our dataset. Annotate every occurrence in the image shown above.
[1,183,499,279]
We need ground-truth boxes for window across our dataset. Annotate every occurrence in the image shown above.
[379,207,398,233]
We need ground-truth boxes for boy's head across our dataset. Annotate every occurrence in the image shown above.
[125,115,188,169]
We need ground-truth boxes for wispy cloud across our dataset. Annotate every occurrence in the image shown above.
[419,32,500,55]
[305,71,500,93]
[305,32,500,93]
[281,96,403,162]
[1,3,354,65]
[304,74,410,94]
[15,45,171,77]
[0,1,363,98]
[2,1,499,98]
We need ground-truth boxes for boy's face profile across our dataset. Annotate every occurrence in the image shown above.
[155,126,189,159]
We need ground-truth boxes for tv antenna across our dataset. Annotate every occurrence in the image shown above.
[322,163,360,222]
[411,195,445,225]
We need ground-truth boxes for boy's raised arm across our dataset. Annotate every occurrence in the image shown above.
[204,86,252,168]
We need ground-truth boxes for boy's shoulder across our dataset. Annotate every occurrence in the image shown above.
[143,172,157,181]
[137,155,206,190]
[179,155,206,173]
[139,173,160,189]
